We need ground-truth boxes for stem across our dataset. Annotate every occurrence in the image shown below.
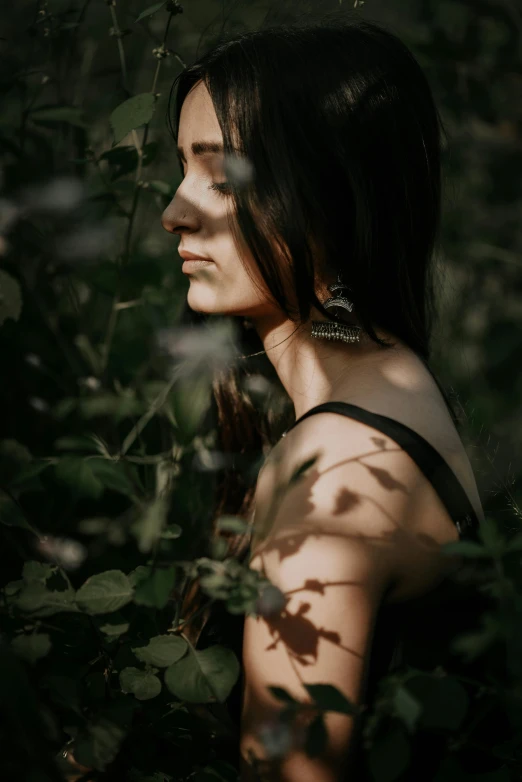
[109,3,130,95]
[0,484,41,537]
[119,368,181,456]
[92,156,130,218]
[99,6,177,377]
[171,598,215,634]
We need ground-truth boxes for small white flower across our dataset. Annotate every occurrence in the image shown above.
[25,353,41,368]
[79,376,101,391]
[192,449,229,472]
[244,374,272,397]
[38,536,87,570]
[29,397,49,412]
[157,319,240,376]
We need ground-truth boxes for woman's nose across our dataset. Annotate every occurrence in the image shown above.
[161,194,197,236]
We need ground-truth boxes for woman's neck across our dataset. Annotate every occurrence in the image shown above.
[251,310,404,421]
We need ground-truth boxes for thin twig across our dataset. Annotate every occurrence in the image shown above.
[100,4,178,377]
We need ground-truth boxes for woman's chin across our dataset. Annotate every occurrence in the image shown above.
[186,289,222,315]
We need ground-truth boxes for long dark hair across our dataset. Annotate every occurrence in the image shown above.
[167,16,459,628]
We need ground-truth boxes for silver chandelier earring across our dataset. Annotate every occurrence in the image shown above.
[311,272,364,344]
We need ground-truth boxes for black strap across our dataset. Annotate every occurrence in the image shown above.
[284,401,480,540]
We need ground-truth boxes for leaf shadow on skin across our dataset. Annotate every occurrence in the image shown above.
[241,436,459,780]
[248,436,448,688]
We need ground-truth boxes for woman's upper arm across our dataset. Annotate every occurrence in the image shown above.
[241,533,390,782]
[239,416,426,782]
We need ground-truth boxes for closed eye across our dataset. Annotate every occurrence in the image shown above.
[209,181,232,195]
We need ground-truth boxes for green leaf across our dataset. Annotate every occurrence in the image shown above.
[304,714,328,758]
[211,537,229,560]
[0,491,35,531]
[0,439,32,484]
[54,435,100,452]
[54,457,104,499]
[506,532,522,553]
[99,614,130,638]
[216,515,249,534]
[135,1,167,22]
[406,674,468,731]
[10,460,52,491]
[31,105,86,127]
[77,570,134,615]
[11,633,51,664]
[393,685,422,732]
[128,565,151,588]
[52,397,77,420]
[478,518,506,557]
[134,565,176,609]
[99,142,157,179]
[304,683,355,715]
[4,579,24,596]
[452,616,500,661]
[132,496,169,553]
[110,93,156,145]
[199,571,233,600]
[165,645,240,703]
[161,524,182,540]
[120,667,162,701]
[22,561,56,583]
[15,584,78,617]
[77,390,144,421]
[89,458,135,496]
[74,717,126,771]
[441,540,490,558]
[368,724,410,782]
[133,635,187,667]
[171,375,212,444]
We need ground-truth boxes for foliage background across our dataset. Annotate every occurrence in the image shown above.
[0,0,521,781]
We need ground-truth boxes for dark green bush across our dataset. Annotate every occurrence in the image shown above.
[1,2,521,781]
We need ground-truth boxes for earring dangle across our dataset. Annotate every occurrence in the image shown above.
[311,272,363,344]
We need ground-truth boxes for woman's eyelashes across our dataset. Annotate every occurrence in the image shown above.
[209,181,232,195]
[176,161,231,196]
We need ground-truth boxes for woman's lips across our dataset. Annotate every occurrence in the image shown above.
[181,259,215,273]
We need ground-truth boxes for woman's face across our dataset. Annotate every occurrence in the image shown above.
[161,80,277,320]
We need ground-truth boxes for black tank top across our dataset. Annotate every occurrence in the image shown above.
[201,402,483,779]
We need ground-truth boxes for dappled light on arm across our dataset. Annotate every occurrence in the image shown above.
[240,416,457,781]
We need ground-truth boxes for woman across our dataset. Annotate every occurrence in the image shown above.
[161,17,485,781]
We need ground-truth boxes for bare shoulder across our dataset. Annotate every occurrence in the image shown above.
[253,409,461,602]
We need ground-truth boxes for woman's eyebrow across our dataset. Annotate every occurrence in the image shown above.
[176,141,224,162]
